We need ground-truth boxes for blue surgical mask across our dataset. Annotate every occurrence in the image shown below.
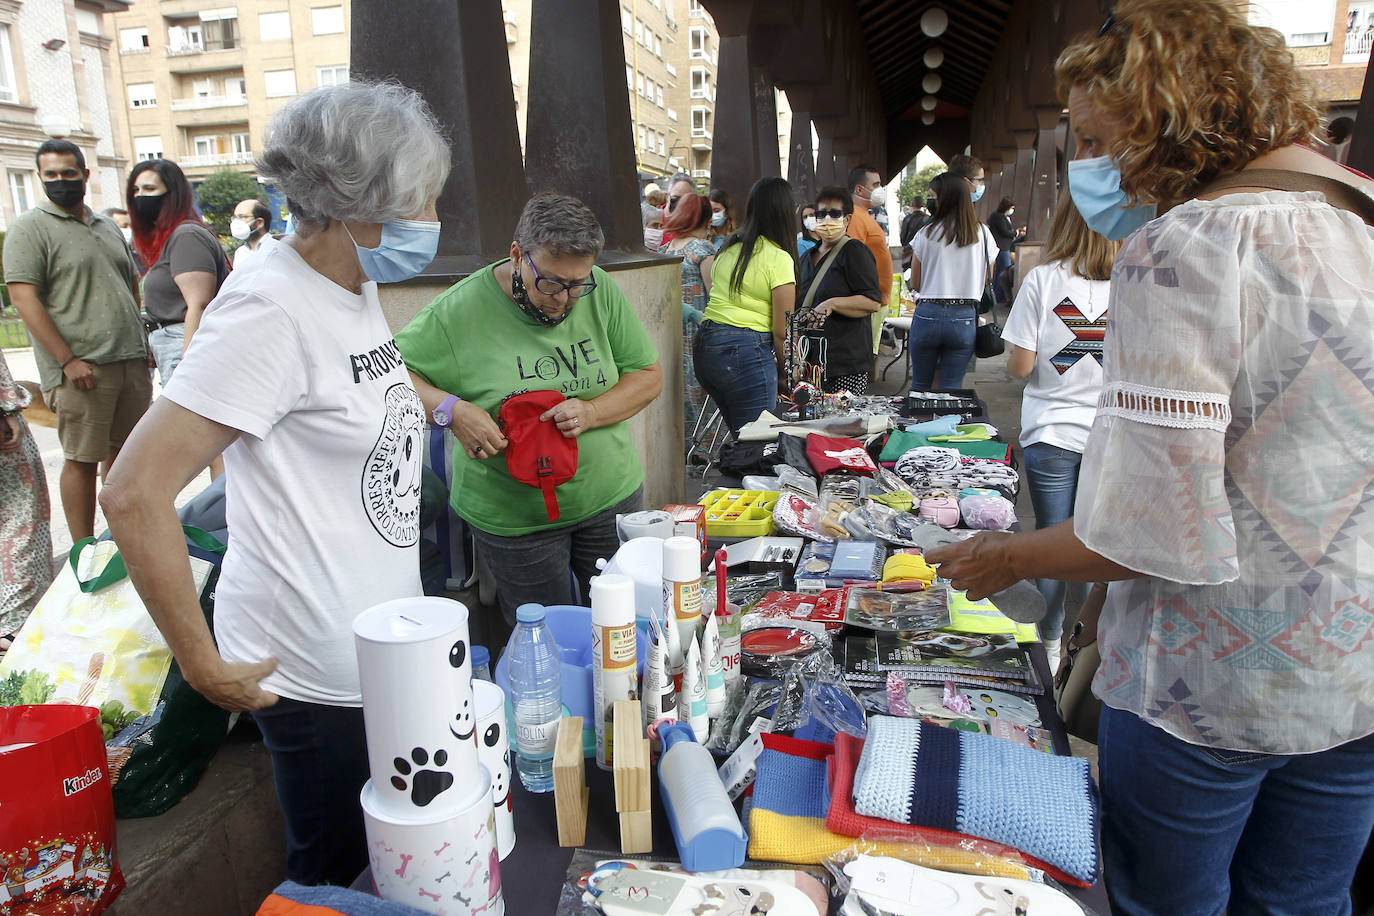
[970,184,985,203]
[346,218,441,283]
[1067,155,1157,240]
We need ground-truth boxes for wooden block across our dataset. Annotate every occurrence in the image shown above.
[612,701,649,812]
[554,717,588,847]
[619,807,653,854]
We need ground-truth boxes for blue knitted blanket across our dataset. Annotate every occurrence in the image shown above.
[853,716,1100,884]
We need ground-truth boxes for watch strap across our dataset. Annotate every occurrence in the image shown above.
[433,393,462,427]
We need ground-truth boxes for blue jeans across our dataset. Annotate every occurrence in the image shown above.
[1098,705,1374,916]
[992,250,1013,301]
[148,322,185,386]
[910,299,976,390]
[251,698,372,886]
[1021,442,1086,643]
[693,320,777,434]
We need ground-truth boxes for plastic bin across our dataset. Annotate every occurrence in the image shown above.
[698,489,780,537]
[493,604,651,758]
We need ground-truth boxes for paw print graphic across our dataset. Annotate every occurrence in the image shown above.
[391,747,455,807]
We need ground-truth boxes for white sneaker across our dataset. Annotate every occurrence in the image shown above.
[1044,640,1063,678]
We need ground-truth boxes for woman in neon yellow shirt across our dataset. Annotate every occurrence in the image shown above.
[694,177,798,433]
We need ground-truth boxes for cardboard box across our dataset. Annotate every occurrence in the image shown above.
[664,504,706,562]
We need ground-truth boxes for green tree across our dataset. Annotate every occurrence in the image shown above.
[897,163,946,208]
[195,168,263,238]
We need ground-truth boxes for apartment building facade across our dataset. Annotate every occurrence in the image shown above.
[0,0,130,225]
[666,0,715,185]
[108,0,349,181]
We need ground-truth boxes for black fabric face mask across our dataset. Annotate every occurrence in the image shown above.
[43,179,84,209]
[132,194,166,221]
[510,261,572,327]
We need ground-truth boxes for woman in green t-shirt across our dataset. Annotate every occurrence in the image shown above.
[694,177,798,433]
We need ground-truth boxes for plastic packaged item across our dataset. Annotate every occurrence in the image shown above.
[833,853,1089,915]
[772,491,830,541]
[471,644,492,682]
[508,603,563,793]
[702,612,726,718]
[774,464,820,497]
[657,723,749,872]
[682,635,708,741]
[741,474,784,491]
[591,574,639,771]
[663,537,703,667]
[664,601,684,690]
[642,615,676,736]
[919,496,961,528]
[959,493,1017,530]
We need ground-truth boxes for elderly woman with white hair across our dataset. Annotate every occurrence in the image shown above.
[101,80,450,886]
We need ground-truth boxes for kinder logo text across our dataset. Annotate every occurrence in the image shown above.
[63,766,104,797]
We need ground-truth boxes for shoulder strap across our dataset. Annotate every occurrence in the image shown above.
[800,237,850,313]
[1196,168,1374,226]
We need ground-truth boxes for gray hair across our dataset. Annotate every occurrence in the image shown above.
[513,194,604,259]
[256,80,450,224]
[669,171,695,190]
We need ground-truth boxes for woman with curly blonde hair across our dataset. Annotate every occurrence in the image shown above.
[928,1,1374,911]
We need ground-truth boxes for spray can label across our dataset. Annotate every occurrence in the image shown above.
[594,622,639,770]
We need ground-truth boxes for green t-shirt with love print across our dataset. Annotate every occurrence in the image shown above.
[396,261,658,536]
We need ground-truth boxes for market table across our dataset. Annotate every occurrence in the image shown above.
[881,316,913,382]
[356,638,1112,914]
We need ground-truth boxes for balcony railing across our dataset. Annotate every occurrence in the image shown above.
[120,46,150,55]
[691,128,711,140]
[180,151,254,168]
[171,95,246,111]
[165,44,239,58]
[1344,29,1372,62]
[691,169,710,180]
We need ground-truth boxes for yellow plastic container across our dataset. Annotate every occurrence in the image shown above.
[698,489,780,537]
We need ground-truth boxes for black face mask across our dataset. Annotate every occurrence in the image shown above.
[132,194,166,221]
[43,179,84,210]
[510,260,571,327]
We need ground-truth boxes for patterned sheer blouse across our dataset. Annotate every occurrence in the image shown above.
[1075,191,1374,754]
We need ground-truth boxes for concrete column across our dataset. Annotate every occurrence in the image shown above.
[751,66,781,182]
[1026,108,1061,243]
[525,0,643,251]
[711,24,762,212]
[815,131,837,185]
[997,148,1019,222]
[1013,132,1038,228]
[351,0,527,275]
[787,109,817,204]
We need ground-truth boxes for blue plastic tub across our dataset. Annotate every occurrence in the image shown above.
[492,605,651,758]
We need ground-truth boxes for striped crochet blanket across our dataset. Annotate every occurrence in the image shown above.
[852,716,1100,884]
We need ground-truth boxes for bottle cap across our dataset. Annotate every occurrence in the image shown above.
[658,721,698,751]
[472,645,490,669]
[662,536,702,582]
[590,573,637,626]
[516,603,546,624]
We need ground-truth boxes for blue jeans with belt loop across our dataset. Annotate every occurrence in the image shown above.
[910,299,977,390]
[693,320,777,434]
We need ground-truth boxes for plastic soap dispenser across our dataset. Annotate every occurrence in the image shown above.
[656,722,748,872]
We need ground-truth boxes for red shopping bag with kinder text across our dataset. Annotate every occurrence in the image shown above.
[0,705,123,914]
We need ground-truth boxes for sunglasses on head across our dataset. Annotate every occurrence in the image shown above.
[814,208,845,220]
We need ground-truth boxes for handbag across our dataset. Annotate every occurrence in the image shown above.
[977,231,997,315]
[497,389,578,522]
[0,527,230,818]
[974,317,1005,358]
[1055,582,1106,742]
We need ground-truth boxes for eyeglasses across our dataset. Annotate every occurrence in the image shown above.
[814,209,845,220]
[524,252,597,299]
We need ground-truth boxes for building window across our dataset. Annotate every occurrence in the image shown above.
[621,7,631,34]
[690,67,710,99]
[258,11,291,41]
[166,24,202,53]
[311,6,345,35]
[656,85,664,107]
[1289,30,1330,45]
[134,136,163,161]
[625,64,633,90]
[655,33,663,57]
[692,108,708,135]
[129,82,157,109]
[636,73,644,97]
[199,9,239,51]
[193,135,221,159]
[637,124,646,150]
[634,18,643,44]
[119,27,149,53]
[264,69,297,97]
[317,65,348,87]
[645,77,654,99]
[225,76,246,100]
[0,25,16,103]
[690,26,709,59]
[657,132,665,155]
[688,0,706,16]
[231,132,251,154]
[9,170,33,216]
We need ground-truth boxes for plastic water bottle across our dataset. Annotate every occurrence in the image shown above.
[507,603,563,793]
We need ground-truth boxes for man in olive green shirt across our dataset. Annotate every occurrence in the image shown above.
[3,139,149,541]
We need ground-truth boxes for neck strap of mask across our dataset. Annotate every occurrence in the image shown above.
[510,259,570,327]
